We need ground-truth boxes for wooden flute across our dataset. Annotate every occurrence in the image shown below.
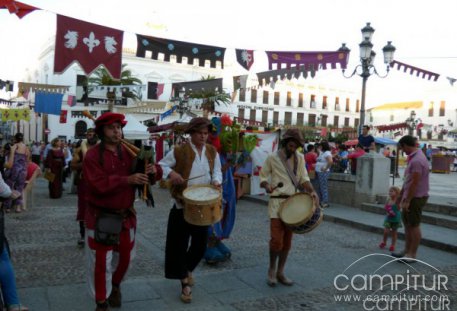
[82,110,140,157]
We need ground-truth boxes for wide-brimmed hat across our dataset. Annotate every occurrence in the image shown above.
[282,128,305,146]
[95,112,127,135]
[184,117,212,134]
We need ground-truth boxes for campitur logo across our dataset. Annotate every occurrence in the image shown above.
[333,254,451,310]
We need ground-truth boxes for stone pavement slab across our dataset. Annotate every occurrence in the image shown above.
[6,178,457,310]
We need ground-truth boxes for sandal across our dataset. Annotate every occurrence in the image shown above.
[277,274,294,286]
[180,282,192,303]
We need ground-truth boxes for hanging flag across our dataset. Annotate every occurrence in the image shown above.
[157,83,164,98]
[22,88,30,99]
[136,34,225,68]
[0,1,39,18]
[235,49,254,70]
[54,15,123,79]
[59,110,68,123]
[34,91,63,116]
[1,108,30,122]
[67,95,76,107]
[265,50,349,70]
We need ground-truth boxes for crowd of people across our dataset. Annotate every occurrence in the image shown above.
[0,115,433,311]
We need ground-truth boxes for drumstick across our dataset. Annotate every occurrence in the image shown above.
[271,182,284,192]
[164,174,206,188]
[185,174,205,182]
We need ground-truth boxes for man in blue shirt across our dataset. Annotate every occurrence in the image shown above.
[358,125,375,152]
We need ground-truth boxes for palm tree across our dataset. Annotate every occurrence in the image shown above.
[88,64,143,111]
[188,75,231,118]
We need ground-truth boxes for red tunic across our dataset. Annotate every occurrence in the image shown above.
[83,144,135,229]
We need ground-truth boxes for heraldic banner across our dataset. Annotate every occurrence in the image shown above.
[1,109,31,122]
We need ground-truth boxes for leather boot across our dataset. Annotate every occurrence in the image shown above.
[95,301,109,311]
[108,285,122,308]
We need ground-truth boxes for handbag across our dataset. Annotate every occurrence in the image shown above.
[94,211,124,245]
[43,170,55,182]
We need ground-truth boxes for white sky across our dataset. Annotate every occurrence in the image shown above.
[1,0,457,107]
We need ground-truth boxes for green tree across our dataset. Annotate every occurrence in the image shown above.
[188,75,231,118]
[88,64,143,106]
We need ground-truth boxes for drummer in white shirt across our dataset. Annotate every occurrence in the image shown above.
[159,117,222,304]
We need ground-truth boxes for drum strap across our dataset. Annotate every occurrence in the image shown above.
[278,150,302,192]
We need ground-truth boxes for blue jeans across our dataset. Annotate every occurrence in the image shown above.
[0,245,19,307]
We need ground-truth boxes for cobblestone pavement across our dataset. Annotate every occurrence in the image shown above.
[4,177,457,310]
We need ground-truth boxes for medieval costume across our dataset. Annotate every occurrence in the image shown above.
[159,117,222,303]
[44,138,65,199]
[83,112,162,311]
[259,129,318,287]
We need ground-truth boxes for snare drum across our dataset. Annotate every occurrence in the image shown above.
[278,193,323,234]
[182,185,222,226]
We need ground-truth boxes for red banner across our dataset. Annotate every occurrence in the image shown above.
[59,110,67,123]
[54,15,123,79]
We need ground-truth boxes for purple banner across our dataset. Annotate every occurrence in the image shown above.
[265,51,349,70]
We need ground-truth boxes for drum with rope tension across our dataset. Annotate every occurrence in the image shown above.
[278,193,323,234]
[182,185,222,226]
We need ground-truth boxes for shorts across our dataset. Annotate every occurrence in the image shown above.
[383,221,402,230]
[402,197,428,227]
[269,218,293,252]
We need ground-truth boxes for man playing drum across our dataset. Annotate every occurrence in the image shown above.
[260,128,319,287]
[159,117,222,303]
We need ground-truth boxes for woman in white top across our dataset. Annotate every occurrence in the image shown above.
[315,141,333,208]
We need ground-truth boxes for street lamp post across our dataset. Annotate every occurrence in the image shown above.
[339,23,396,135]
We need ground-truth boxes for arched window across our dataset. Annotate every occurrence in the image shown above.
[75,121,87,139]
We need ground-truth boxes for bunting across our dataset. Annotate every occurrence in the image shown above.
[390,60,440,81]
[136,34,226,68]
[18,82,69,94]
[0,0,39,18]
[376,122,408,133]
[1,108,30,121]
[54,15,123,79]
[256,66,316,87]
[172,78,223,96]
[59,109,67,123]
[265,50,349,70]
[67,95,76,107]
[236,49,254,70]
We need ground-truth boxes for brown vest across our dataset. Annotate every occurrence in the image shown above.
[170,143,217,201]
